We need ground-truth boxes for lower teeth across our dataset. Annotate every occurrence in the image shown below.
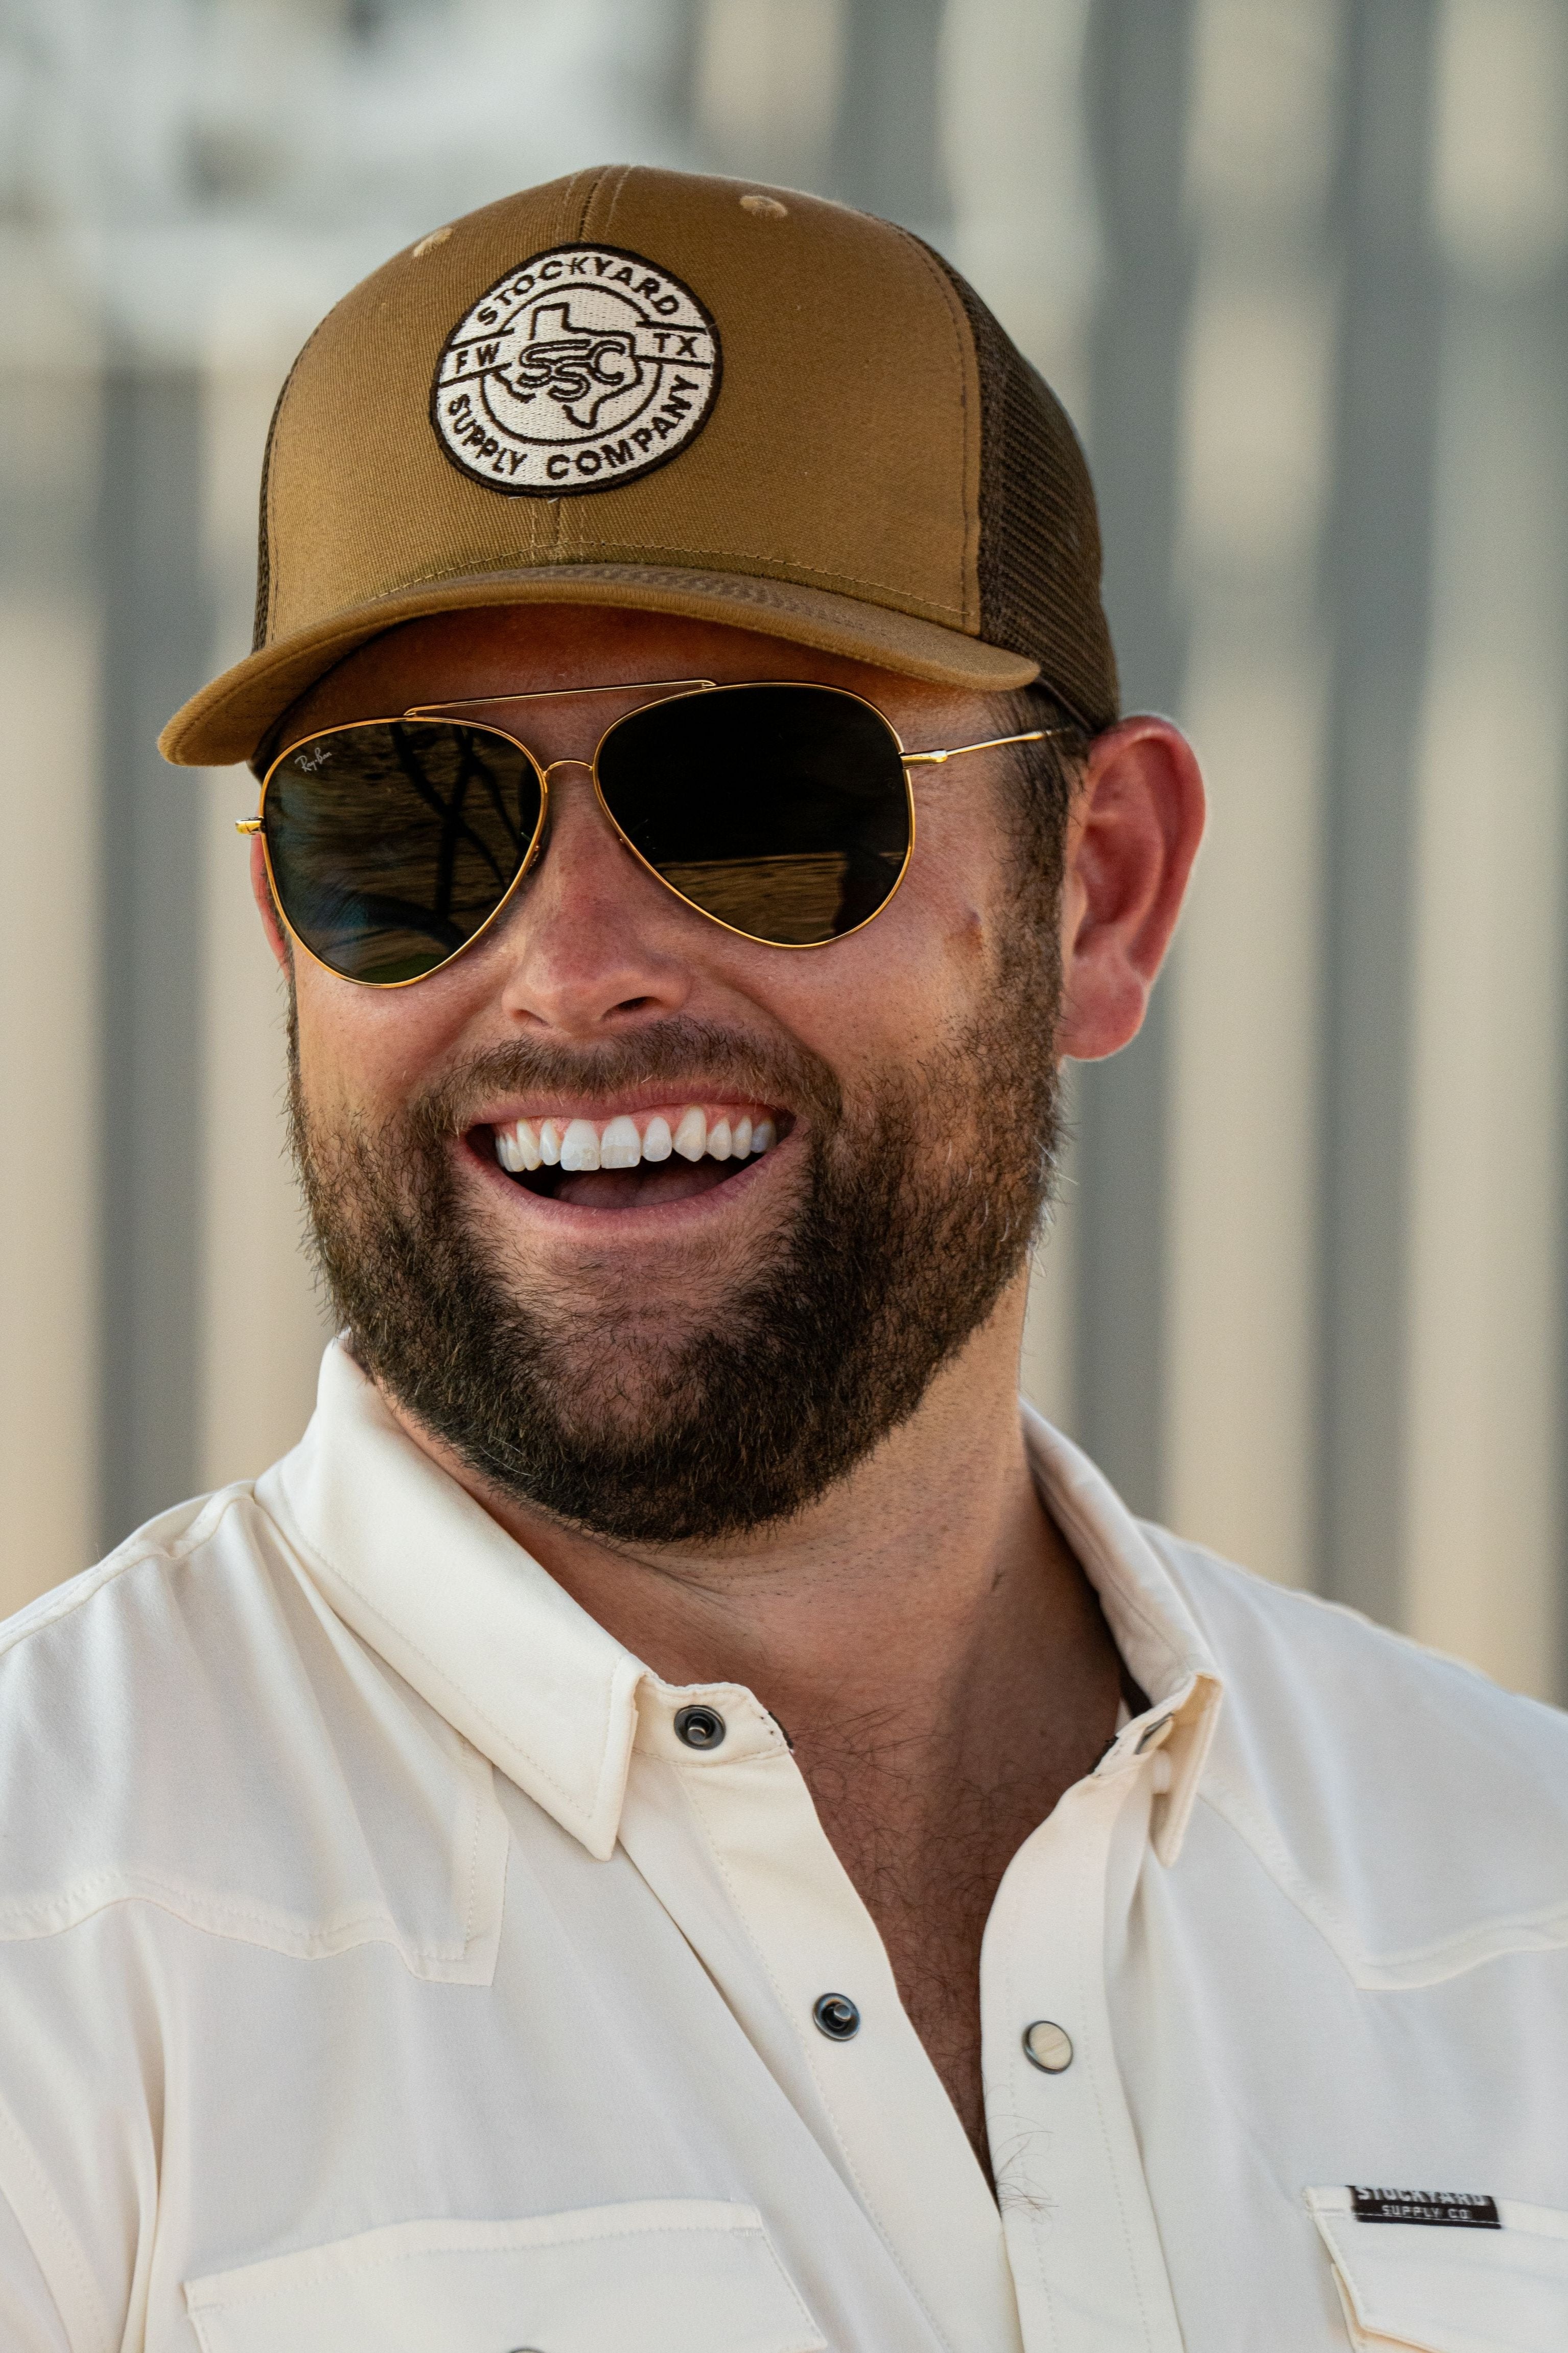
[517,1158,741,1201]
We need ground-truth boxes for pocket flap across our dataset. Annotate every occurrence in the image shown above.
[184,2200,827,2353]
[1307,2186,1568,2352]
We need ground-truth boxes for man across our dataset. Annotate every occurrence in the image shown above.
[1,166,1564,2351]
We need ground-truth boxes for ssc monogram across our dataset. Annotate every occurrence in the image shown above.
[430,243,721,497]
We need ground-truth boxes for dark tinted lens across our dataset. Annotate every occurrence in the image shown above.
[595,684,911,945]
[263,722,543,983]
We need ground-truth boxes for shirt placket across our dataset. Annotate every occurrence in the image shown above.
[618,1681,1024,2353]
[981,1740,1185,2353]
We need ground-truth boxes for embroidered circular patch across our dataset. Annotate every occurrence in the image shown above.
[430,243,721,497]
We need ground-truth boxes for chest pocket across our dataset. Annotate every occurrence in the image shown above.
[1307,2187,1568,2352]
[183,2200,827,2353]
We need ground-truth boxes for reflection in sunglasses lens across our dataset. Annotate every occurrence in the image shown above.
[265,722,544,983]
[596,684,912,946]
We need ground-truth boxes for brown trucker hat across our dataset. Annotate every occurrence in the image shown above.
[160,164,1118,767]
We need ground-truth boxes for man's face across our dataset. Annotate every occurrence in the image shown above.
[274,605,1067,1543]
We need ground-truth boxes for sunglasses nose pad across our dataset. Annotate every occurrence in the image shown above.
[526,782,552,868]
[537,754,640,878]
[511,755,583,880]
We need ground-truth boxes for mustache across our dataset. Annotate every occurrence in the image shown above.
[407,1014,846,1139]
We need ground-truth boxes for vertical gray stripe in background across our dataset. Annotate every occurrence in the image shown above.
[96,368,209,1553]
[1073,0,1197,1519]
[1316,2,1441,1616]
[830,0,952,238]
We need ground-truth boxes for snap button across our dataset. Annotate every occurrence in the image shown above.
[812,1992,861,2041]
[1022,2019,1073,2073]
[673,1704,727,1750]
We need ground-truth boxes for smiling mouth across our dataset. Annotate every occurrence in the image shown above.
[482,1102,784,1210]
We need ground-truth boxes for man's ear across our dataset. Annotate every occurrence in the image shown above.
[1055,715,1205,1062]
[250,837,293,974]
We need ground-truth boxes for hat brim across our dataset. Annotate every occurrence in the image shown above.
[158,562,1042,767]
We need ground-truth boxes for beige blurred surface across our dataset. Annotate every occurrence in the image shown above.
[0,594,102,1613]
[197,366,335,1497]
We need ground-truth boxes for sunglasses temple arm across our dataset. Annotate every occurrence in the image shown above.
[903,726,1066,767]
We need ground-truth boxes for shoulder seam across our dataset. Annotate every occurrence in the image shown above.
[0,1485,258,1664]
[1142,1525,1519,1688]
[1196,1780,1568,1988]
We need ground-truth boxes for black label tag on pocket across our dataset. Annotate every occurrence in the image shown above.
[1350,2186,1500,2228]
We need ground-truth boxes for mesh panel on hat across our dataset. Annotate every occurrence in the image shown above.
[929,253,1119,734]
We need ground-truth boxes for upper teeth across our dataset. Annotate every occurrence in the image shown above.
[494,1106,778,1175]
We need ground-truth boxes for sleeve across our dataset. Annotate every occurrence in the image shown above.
[0,2185,73,2351]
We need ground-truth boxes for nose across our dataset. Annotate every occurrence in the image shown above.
[490,765,694,1039]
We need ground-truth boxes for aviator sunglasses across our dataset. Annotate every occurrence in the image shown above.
[240,678,1054,986]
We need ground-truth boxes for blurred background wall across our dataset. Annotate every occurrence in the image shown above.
[3,0,1567,1703]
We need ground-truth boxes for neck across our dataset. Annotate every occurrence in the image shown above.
[378,1270,1123,2180]
[376,1270,1114,1763]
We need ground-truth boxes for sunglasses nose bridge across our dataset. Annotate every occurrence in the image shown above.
[541,757,594,783]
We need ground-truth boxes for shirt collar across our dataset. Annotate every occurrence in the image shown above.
[1019,1402,1223,1862]
[262,1342,643,1859]
[261,1343,1222,1866]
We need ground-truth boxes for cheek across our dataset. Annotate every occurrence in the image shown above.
[900,842,998,987]
[292,963,460,1123]
[911,792,1010,951]
[947,896,989,964]
[747,873,991,1077]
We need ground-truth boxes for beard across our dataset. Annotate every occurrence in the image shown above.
[290,905,1063,1547]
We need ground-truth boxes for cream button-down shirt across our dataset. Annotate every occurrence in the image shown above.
[1,1342,1566,2351]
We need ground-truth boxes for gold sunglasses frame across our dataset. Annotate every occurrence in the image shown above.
[239,676,1053,987]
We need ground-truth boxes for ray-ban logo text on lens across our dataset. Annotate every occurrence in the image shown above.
[430,244,721,497]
